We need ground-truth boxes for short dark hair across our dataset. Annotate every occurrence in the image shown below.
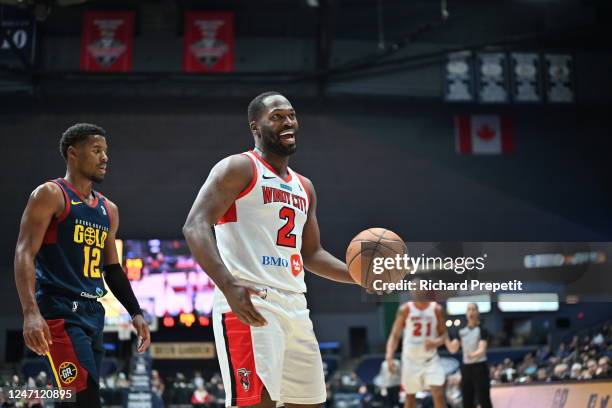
[59,123,106,160]
[247,91,284,123]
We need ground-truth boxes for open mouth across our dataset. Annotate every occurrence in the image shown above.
[279,130,296,144]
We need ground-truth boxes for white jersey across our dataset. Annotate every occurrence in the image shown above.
[402,302,441,362]
[214,150,310,293]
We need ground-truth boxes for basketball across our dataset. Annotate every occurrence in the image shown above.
[345,228,408,291]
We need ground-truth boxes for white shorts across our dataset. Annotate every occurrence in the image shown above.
[401,355,445,394]
[212,285,326,407]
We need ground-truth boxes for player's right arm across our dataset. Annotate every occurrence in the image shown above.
[183,155,267,327]
[14,182,64,355]
[385,303,409,373]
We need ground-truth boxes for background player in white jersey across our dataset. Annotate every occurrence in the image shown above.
[385,286,448,408]
[183,92,355,408]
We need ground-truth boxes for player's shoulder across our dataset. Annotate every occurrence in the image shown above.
[399,302,411,314]
[30,181,63,202]
[216,153,255,176]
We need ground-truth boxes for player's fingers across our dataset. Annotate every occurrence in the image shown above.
[42,322,53,346]
[234,311,253,326]
[242,301,267,326]
[30,331,47,355]
[23,332,38,354]
[245,310,266,327]
[246,286,267,299]
[137,332,151,353]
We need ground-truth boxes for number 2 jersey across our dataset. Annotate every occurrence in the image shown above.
[214,151,310,293]
[402,302,442,362]
[35,178,110,299]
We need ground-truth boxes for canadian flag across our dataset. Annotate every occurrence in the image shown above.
[455,115,514,154]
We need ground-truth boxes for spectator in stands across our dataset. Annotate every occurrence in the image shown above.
[151,369,165,399]
[595,357,610,379]
[445,372,462,408]
[586,359,598,378]
[193,371,205,389]
[551,363,568,381]
[116,372,130,388]
[556,342,569,359]
[535,368,548,382]
[536,345,551,364]
[35,371,48,388]
[375,357,401,408]
[570,363,582,379]
[191,384,211,407]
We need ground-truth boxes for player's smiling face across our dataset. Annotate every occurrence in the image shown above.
[71,135,108,183]
[256,95,298,157]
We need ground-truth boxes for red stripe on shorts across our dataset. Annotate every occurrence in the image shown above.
[46,319,89,392]
[222,312,264,406]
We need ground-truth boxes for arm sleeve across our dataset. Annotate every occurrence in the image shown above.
[479,326,490,341]
[104,263,142,319]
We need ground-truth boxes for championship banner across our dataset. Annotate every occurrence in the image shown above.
[545,53,574,103]
[80,11,134,72]
[511,52,542,103]
[491,380,611,408]
[444,51,475,102]
[183,11,234,73]
[0,6,36,65]
[476,52,509,103]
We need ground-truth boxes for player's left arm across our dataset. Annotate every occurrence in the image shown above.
[425,304,448,350]
[102,199,151,353]
[300,177,355,284]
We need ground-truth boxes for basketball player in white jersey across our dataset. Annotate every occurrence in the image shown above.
[385,288,447,408]
[183,92,355,408]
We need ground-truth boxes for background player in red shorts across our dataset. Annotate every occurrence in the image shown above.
[14,123,151,407]
[183,92,355,408]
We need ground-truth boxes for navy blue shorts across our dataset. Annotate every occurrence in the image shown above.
[37,293,105,392]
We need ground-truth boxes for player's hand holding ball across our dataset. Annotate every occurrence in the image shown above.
[222,279,268,327]
[346,228,408,293]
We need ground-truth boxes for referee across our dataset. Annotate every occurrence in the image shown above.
[446,303,493,408]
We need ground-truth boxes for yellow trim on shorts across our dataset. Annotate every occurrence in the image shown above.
[46,351,63,390]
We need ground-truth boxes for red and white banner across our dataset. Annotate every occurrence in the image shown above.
[455,114,514,154]
[80,11,134,72]
[183,11,234,73]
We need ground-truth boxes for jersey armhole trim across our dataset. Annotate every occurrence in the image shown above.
[99,195,114,230]
[51,179,71,222]
[237,153,258,199]
[295,173,311,208]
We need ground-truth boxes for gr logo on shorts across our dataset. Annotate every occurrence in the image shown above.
[59,361,78,384]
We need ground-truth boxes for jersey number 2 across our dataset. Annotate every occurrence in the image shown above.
[277,207,297,248]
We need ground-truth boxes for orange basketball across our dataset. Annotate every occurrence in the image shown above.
[345,228,408,291]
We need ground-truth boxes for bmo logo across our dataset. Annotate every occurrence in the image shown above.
[261,255,289,267]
